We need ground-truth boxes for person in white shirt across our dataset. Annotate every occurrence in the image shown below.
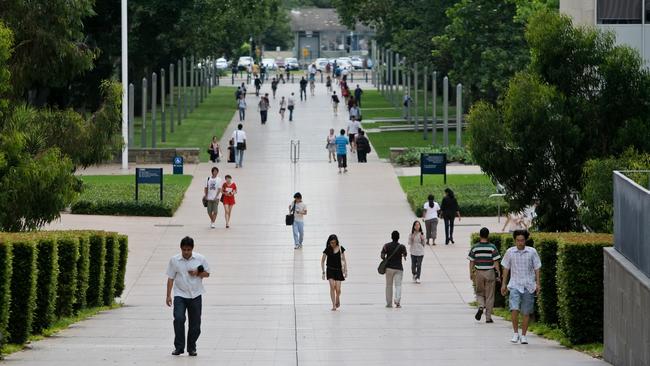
[203,167,222,228]
[422,194,441,245]
[289,192,307,249]
[231,124,247,168]
[346,117,361,153]
[287,93,296,121]
[166,236,210,356]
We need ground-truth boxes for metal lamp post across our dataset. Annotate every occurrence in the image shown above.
[121,0,128,170]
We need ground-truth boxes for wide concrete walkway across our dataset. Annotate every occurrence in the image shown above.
[5,79,607,365]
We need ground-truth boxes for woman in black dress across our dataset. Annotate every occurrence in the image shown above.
[320,234,347,311]
[440,188,461,244]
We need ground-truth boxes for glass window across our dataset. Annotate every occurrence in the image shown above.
[598,0,642,24]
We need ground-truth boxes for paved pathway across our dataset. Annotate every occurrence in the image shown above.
[5,80,608,365]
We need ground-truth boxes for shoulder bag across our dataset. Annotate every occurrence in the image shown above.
[236,130,247,151]
[378,244,402,275]
[285,202,296,226]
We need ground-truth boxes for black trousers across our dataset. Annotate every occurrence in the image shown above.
[300,89,307,100]
[357,151,367,162]
[444,217,455,243]
[173,295,202,352]
[260,110,268,124]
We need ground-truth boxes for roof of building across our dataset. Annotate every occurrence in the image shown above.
[289,8,373,33]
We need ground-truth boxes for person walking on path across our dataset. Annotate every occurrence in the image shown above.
[221,175,237,228]
[500,230,541,345]
[326,128,337,163]
[354,85,364,107]
[235,86,242,101]
[271,78,278,99]
[166,236,210,357]
[208,136,222,163]
[237,95,247,121]
[346,116,361,153]
[355,130,370,163]
[299,76,308,101]
[349,104,360,122]
[326,75,332,93]
[203,167,222,229]
[258,93,270,124]
[408,221,426,284]
[403,92,412,119]
[468,227,501,324]
[321,234,348,311]
[441,188,461,244]
[254,76,262,97]
[289,192,307,249]
[422,194,440,245]
[240,82,247,98]
[288,93,296,121]
[335,129,349,174]
[231,124,247,168]
[331,91,340,115]
[381,231,407,308]
[279,96,287,120]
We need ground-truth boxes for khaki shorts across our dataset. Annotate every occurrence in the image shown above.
[207,200,219,215]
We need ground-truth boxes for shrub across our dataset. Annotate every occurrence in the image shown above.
[114,235,128,298]
[74,233,90,312]
[407,185,505,217]
[55,236,79,317]
[86,233,106,308]
[7,239,38,344]
[394,145,475,166]
[533,237,559,326]
[32,236,59,334]
[0,239,12,339]
[102,234,119,306]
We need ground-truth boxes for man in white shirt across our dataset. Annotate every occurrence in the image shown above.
[500,230,542,345]
[231,123,247,168]
[166,236,210,356]
[346,117,361,153]
[203,167,222,228]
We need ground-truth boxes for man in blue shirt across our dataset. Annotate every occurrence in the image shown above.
[335,129,349,174]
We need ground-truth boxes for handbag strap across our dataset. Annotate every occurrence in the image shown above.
[384,243,402,262]
[290,201,296,214]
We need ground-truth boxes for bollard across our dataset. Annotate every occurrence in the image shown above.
[128,83,134,146]
[161,68,166,142]
[232,72,235,85]
[365,71,368,83]
[151,72,157,148]
[321,72,323,83]
[443,76,449,147]
[292,74,295,83]
[456,83,462,147]
[141,77,147,147]
[170,63,175,132]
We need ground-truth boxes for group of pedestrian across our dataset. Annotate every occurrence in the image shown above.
[202,166,238,229]
[419,189,461,245]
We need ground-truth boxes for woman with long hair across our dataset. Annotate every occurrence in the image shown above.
[221,175,237,228]
[320,234,347,311]
[408,221,426,283]
[441,188,461,244]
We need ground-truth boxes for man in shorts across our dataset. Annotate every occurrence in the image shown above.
[203,167,222,228]
[500,229,541,344]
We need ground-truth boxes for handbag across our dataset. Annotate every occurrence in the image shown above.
[285,202,296,226]
[378,244,402,275]
[235,130,246,150]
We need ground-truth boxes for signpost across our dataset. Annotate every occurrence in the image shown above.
[173,156,184,175]
[135,168,163,201]
[420,153,447,185]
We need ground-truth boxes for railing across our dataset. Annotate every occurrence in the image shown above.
[290,140,301,163]
[613,170,650,278]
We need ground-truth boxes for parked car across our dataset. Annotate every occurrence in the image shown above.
[284,57,300,70]
[275,58,285,69]
[262,58,277,70]
[350,56,364,69]
[315,58,329,71]
[336,57,353,70]
[237,56,253,71]
[216,57,229,70]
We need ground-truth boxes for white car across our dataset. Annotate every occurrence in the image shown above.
[237,56,253,70]
[350,56,364,69]
[336,57,353,70]
[261,58,277,70]
[284,57,300,70]
[215,58,229,70]
[315,58,329,71]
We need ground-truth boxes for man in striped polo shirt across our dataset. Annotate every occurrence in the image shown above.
[468,227,501,323]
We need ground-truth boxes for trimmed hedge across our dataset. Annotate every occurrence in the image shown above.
[74,233,90,312]
[0,240,12,339]
[56,236,79,317]
[534,237,559,326]
[102,234,119,306]
[7,239,38,344]
[86,233,106,308]
[114,235,128,298]
[33,236,59,334]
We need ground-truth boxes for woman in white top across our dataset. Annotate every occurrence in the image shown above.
[409,221,426,283]
[279,96,287,120]
[231,124,247,168]
[326,128,337,163]
[422,194,440,245]
[237,95,247,121]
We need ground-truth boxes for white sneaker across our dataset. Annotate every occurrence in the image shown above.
[416,278,421,284]
[510,333,520,343]
[210,223,215,228]
[520,335,528,344]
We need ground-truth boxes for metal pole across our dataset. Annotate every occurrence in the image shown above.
[121,0,128,170]
[423,66,428,140]
[170,63,175,132]
[443,76,449,147]
[151,72,157,148]
[190,56,195,113]
[161,68,166,142]
[182,57,187,118]
[177,60,182,124]
[128,83,134,146]
[456,83,462,147]
[414,62,419,131]
[141,77,147,147]
[432,71,437,145]
[395,53,400,107]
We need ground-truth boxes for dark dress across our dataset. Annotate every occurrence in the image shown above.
[324,246,346,281]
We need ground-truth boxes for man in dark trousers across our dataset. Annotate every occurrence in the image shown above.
[354,85,363,107]
[259,93,270,124]
[299,76,308,101]
[166,236,210,356]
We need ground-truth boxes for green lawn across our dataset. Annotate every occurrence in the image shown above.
[71,174,193,217]
[367,130,464,159]
[398,174,505,217]
[361,89,457,120]
[133,86,236,161]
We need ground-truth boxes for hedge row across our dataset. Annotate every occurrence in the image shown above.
[0,231,128,344]
[470,232,613,344]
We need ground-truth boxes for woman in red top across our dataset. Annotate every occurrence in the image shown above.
[221,175,237,228]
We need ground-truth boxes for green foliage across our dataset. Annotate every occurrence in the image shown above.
[394,146,474,166]
[86,234,106,308]
[55,236,79,318]
[71,175,193,217]
[532,237,559,325]
[0,22,12,118]
[0,240,11,338]
[102,235,119,306]
[7,239,37,344]
[73,234,90,312]
[114,236,129,298]
[557,240,612,344]
[580,149,650,233]
[32,236,59,334]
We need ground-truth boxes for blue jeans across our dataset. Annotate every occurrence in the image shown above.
[235,147,244,167]
[239,108,245,121]
[509,289,535,315]
[292,220,304,246]
[173,295,202,352]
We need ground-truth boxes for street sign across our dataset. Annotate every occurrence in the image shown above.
[173,156,184,175]
[420,153,447,185]
[135,168,163,201]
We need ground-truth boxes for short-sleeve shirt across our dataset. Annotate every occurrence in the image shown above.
[335,135,349,155]
[423,201,441,220]
[232,129,247,143]
[347,120,361,134]
[206,176,222,201]
[165,252,210,299]
[290,201,307,222]
[501,246,542,293]
[323,246,345,269]
[381,242,407,271]
[468,242,501,270]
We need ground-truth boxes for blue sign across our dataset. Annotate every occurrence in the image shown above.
[135,168,163,201]
[173,156,184,175]
[420,153,447,185]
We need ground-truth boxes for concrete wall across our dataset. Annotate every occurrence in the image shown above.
[604,247,650,366]
[560,0,595,26]
[112,148,200,164]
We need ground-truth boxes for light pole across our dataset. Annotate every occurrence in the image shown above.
[121,0,128,170]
